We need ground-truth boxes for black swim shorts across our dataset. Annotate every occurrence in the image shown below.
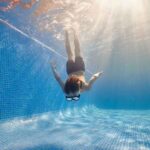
[66,56,85,75]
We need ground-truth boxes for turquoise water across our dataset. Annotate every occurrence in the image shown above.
[0,0,150,149]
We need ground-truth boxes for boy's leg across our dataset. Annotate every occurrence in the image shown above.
[73,29,85,72]
[73,29,82,58]
[65,30,74,61]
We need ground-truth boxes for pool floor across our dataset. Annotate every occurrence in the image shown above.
[0,105,150,150]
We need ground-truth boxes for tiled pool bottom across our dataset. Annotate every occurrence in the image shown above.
[0,106,150,150]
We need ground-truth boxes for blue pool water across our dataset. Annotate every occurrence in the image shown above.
[0,0,150,149]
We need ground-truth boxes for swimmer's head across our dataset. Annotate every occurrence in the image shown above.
[64,76,82,96]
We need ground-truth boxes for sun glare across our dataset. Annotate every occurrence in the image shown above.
[96,0,143,12]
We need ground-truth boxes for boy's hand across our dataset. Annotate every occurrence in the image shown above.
[93,71,103,79]
[50,61,57,70]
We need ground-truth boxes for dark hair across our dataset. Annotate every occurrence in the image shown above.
[64,76,80,94]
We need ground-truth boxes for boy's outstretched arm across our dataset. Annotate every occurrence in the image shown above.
[50,62,65,92]
[85,71,103,90]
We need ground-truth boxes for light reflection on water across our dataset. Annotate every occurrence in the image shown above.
[0,105,150,150]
